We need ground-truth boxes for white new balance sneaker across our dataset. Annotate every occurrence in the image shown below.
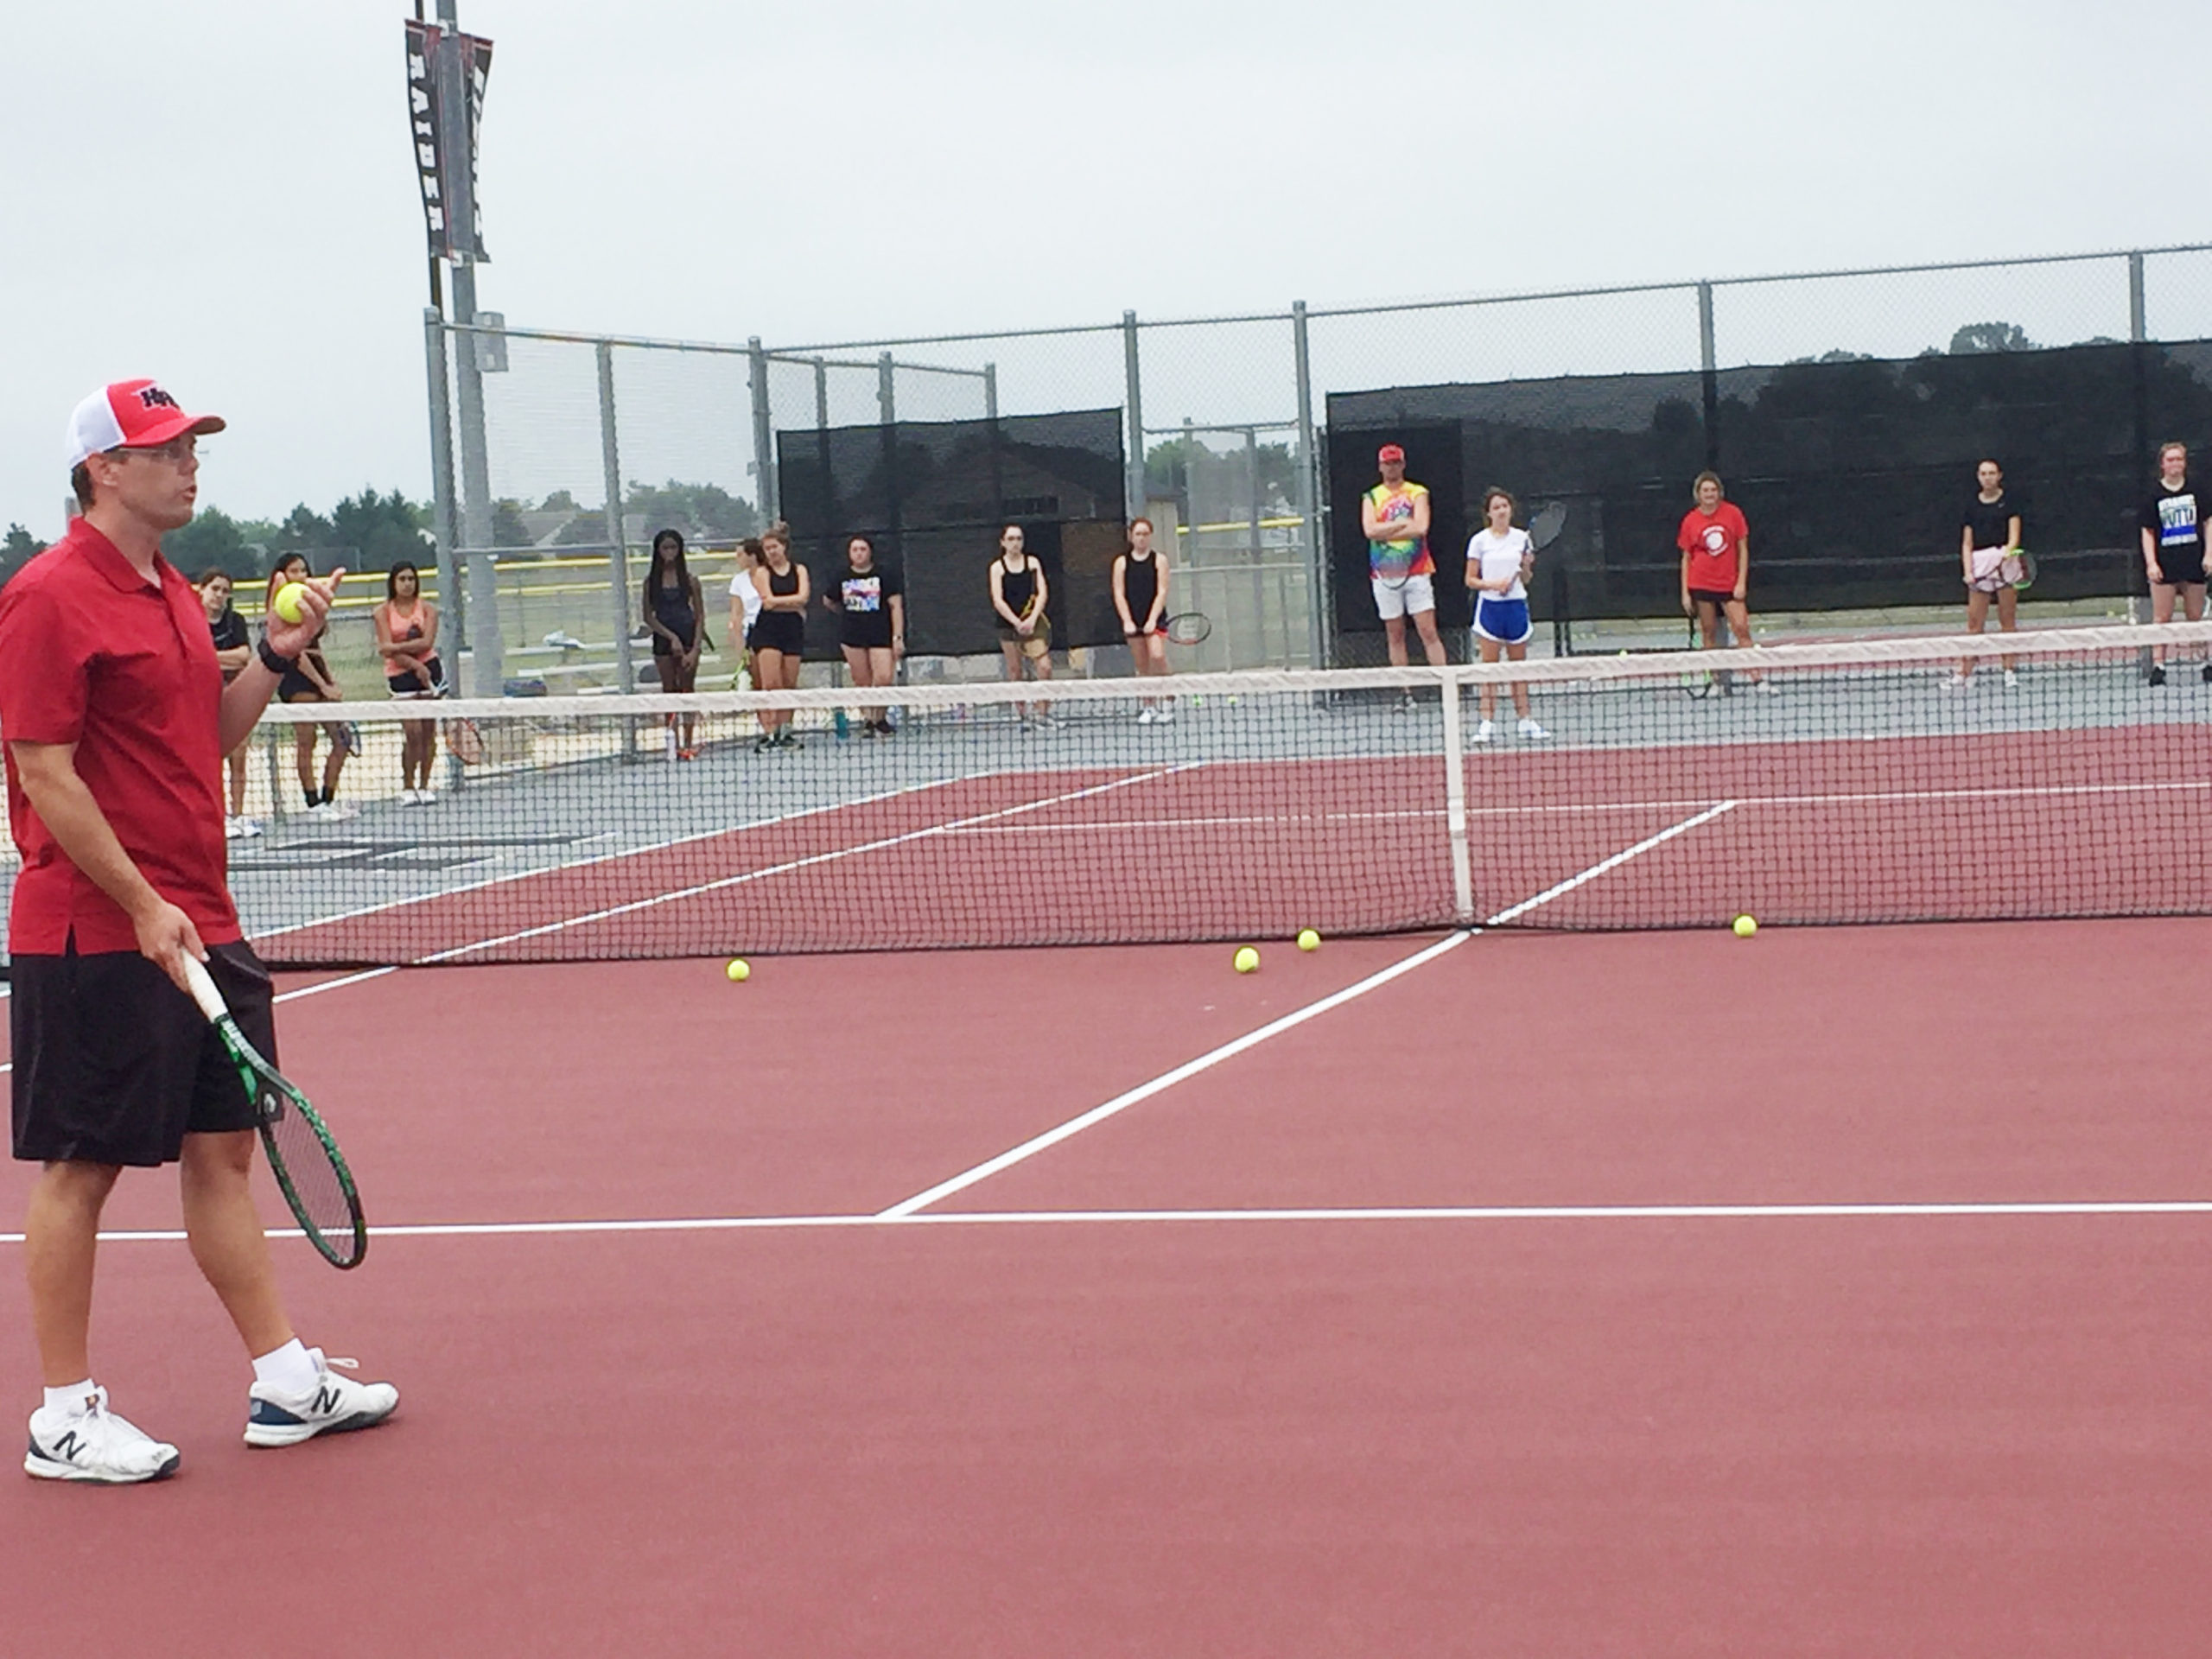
[244,1351,399,1448]
[25,1389,180,1484]
[1472,719,1495,744]
[1517,717,1550,741]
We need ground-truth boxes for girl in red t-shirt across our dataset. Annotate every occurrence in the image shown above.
[1676,472,1769,693]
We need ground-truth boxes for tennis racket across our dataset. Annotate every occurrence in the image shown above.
[444,714,486,765]
[1163,612,1211,645]
[181,955,367,1270]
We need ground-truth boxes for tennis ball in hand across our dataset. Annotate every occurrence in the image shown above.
[1732,915,1758,938]
[1296,929,1321,952]
[272,582,308,624]
[725,957,751,982]
[1233,946,1260,974]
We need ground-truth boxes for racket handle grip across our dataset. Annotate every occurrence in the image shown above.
[179,954,228,1023]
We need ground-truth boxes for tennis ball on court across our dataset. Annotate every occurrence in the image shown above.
[1296,929,1321,952]
[272,582,308,624]
[1233,946,1260,974]
[1732,915,1758,938]
[725,957,751,982]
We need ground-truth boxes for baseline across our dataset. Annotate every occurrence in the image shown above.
[9,1197,2212,1248]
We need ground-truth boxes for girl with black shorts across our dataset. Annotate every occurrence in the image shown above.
[643,529,705,760]
[750,523,809,750]
[989,524,1052,726]
[267,554,355,817]
[821,535,905,737]
[374,559,442,801]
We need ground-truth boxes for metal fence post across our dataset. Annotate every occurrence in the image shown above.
[982,363,999,423]
[596,340,637,696]
[2130,251,2152,648]
[1122,311,1145,521]
[1292,301,1325,670]
[813,358,829,432]
[422,308,463,654]
[1245,424,1267,664]
[1697,280,1720,473]
[451,264,502,694]
[747,337,777,524]
[877,351,896,424]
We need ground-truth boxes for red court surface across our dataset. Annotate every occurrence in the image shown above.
[3,920,2210,1654]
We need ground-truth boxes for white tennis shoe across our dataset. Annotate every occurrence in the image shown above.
[245,1351,399,1448]
[1472,718,1495,743]
[1517,717,1550,741]
[25,1388,180,1484]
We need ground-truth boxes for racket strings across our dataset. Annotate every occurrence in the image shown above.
[258,1084,364,1266]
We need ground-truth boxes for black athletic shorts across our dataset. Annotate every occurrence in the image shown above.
[1688,588,1740,607]
[10,940,274,1166]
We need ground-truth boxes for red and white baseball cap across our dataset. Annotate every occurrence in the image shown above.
[1377,442,1405,463]
[64,380,226,471]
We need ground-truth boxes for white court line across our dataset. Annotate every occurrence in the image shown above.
[924,777,2212,837]
[1483,802,1737,925]
[0,768,1201,1072]
[6,1198,2211,1248]
[251,771,995,942]
[874,804,1734,1219]
[413,765,1196,963]
[0,968,402,1077]
[875,930,1478,1218]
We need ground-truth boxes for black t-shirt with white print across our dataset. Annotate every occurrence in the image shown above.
[2141,480,2209,580]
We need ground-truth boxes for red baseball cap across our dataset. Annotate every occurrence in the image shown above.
[1377,443,1405,463]
[64,379,226,471]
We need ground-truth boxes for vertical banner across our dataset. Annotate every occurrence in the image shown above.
[403,20,447,256]
[403,19,493,264]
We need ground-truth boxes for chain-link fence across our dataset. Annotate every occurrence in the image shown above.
[420,243,2212,690]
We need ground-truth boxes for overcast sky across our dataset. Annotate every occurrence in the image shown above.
[3,0,2202,541]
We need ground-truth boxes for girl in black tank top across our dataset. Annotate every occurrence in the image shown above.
[990,524,1053,724]
[750,530,809,748]
[1114,517,1173,720]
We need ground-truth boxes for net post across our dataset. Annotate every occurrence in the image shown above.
[1122,311,1144,526]
[595,340,637,700]
[1292,302,1325,671]
[1437,669,1475,924]
[747,337,777,523]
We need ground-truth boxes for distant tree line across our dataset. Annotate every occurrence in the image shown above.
[1,487,432,588]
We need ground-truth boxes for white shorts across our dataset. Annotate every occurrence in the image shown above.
[1370,573,1435,620]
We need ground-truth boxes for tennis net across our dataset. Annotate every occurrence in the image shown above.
[114,620,2212,965]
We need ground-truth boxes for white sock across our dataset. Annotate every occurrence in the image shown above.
[251,1338,318,1396]
[42,1380,95,1418]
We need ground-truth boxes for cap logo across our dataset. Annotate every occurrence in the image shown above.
[137,385,179,411]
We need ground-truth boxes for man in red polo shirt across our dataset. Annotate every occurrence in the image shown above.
[1,380,398,1483]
